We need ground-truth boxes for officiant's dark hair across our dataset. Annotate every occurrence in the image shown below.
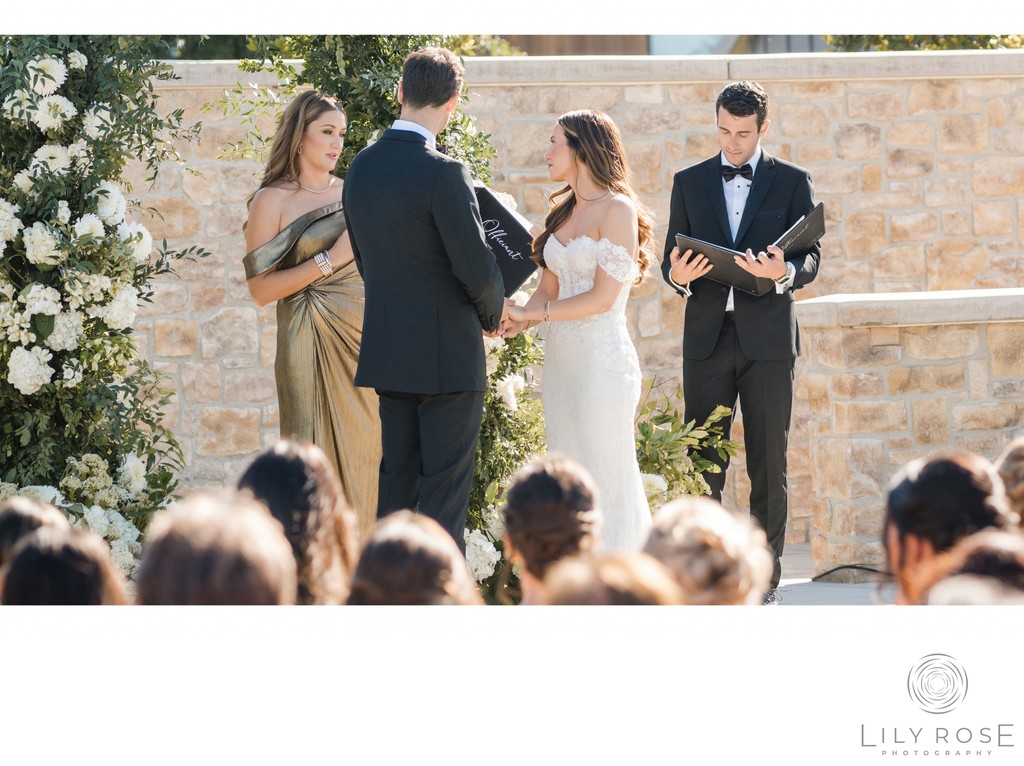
[532,110,654,284]
[498,454,602,600]
[244,90,346,224]
[399,47,464,109]
[716,81,769,128]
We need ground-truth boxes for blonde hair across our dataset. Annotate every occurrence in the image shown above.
[543,553,684,605]
[995,437,1024,520]
[644,496,773,605]
[532,110,654,284]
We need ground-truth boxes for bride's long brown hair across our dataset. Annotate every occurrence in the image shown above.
[243,90,345,228]
[532,110,654,284]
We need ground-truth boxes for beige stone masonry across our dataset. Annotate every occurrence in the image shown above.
[140,53,1024,553]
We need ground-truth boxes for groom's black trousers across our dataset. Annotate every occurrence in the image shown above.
[683,313,794,589]
[375,389,484,553]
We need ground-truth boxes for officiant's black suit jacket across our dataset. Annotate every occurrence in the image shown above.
[660,151,820,361]
[344,129,505,394]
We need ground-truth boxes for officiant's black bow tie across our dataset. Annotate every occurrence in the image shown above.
[721,164,753,181]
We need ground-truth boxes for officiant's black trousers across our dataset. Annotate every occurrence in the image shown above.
[683,314,794,589]
[375,389,485,553]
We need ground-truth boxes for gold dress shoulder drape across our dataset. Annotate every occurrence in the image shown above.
[243,200,380,539]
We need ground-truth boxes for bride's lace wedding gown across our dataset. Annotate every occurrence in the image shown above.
[541,235,652,552]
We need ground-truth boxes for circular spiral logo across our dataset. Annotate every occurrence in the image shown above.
[907,654,968,714]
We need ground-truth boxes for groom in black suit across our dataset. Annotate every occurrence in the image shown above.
[343,47,508,550]
[662,81,820,600]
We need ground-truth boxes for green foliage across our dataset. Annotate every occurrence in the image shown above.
[825,35,1024,52]
[634,378,738,507]
[0,36,205,558]
[205,35,497,179]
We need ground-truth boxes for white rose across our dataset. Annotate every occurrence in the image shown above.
[27,57,68,96]
[91,180,126,225]
[117,453,148,497]
[20,284,62,318]
[73,212,105,240]
[82,103,112,140]
[13,169,35,195]
[32,94,77,133]
[45,310,84,352]
[463,528,502,582]
[116,221,153,263]
[68,51,88,70]
[32,144,72,174]
[61,360,83,388]
[495,373,525,412]
[67,140,91,173]
[22,222,64,266]
[90,283,137,330]
[6,345,55,395]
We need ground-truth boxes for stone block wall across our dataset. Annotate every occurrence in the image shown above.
[137,52,1024,543]
[797,289,1024,576]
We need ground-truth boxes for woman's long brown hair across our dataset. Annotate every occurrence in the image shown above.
[532,110,653,284]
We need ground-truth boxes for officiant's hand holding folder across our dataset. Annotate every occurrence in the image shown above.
[675,202,825,296]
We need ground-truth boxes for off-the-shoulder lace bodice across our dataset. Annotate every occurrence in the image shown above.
[544,235,638,315]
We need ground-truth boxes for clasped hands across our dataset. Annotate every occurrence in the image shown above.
[483,298,522,339]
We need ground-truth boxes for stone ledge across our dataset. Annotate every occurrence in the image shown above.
[796,288,1024,329]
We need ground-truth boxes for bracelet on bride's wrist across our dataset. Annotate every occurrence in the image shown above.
[544,300,551,322]
[313,250,333,276]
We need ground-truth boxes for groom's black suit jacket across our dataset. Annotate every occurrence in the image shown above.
[661,151,820,360]
[343,129,506,394]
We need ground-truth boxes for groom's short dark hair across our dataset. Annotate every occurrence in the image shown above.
[400,47,464,109]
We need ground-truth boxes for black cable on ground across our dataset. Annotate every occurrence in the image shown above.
[811,564,889,581]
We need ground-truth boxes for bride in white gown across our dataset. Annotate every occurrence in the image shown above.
[507,110,654,553]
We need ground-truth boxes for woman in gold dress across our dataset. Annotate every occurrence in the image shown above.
[243,90,380,538]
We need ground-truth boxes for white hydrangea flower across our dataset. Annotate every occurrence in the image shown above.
[0,198,24,256]
[495,373,526,412]
[116,221,153,263]
[67,140,91,173]
[91,180,126,225]
[18,485,65,506]
[20,284,62,318]
[7,345,55,395]
[82,103,113,139]
[89,283,137,330]
[32,94,77,133]
[109,539,137,579]
[56,200,71,224]
[45,309,84,352]
[0,482,17,503]
[83,504,110,537]
[13,169,35,195]
[22,221,64,266]
[73,212,104,240]
[2,89,35,122]
[32,143,72,174]
[0,279,14,301]
[481,502,505,541]
[511,290,531,307]
[117,453,148,498]
[27,57,68,96]
[0,303,35,345]
[68,51,88,70]
[65,272,111,309]
[61,359,84,388]
[641,472,668,505]
[464,528,502,582]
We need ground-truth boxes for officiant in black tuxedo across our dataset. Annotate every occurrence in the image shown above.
[343,47,508,550]
[661,81,820,602]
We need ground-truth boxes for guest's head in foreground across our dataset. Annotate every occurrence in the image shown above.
[913,529,1024,605]
[643,496,773,605]
[499,454,602,605]
[238,440,358,605]
[0,495,71,569]
[137,491,297,605]
[348,510,481,605]
[543,552,685,605]
[995,436,1024,521]
[245,89,345,216]
[1,525,127,605]
[884,452,1016,604]
[534,109,654,282]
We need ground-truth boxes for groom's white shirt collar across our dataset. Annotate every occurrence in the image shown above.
[392,119,436,150]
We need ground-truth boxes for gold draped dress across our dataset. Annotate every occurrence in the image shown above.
[243,200,380,539]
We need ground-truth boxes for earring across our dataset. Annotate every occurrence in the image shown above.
[297,145,303,155]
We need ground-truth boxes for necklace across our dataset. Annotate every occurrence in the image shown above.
[575,188,610,203]
[299,176,335,194]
